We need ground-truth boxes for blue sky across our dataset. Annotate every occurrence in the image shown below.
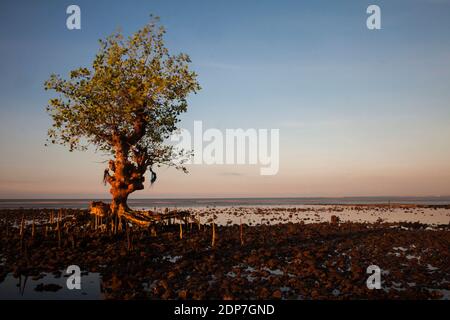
[0,0,450,198]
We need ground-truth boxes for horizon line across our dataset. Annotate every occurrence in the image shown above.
[1,195,450,201]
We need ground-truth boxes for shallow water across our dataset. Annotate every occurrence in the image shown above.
[1,196,450,209]
[0,272,102,300]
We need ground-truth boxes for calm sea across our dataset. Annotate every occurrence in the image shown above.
[0,197,449,209]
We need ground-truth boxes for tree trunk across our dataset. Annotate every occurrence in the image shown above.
[105,134,149,226]
[108,135,132,216]
[110,190,130,216]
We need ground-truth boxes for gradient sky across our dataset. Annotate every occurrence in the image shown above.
[1,0,450,198]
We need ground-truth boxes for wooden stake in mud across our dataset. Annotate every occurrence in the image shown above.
[211,222,216,248]
[19,214,25,251]
[179,221,183,240]
[240,219,244,246]
[126,225,132,251]
[164,208,169,226]
[19,215,25,237]
[31,219,35,239]
[57,218,61,248]
[150,226,157,237]
[111,218,115,234]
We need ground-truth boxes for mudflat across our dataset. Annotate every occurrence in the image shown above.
[0,206,449,299]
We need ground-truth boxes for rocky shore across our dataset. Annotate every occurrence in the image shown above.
[0,207,449,299]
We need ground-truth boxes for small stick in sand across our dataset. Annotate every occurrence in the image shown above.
[57,218,61,248]
[240,219,244,246]
[179,222,183,240]
[19,215,25,252]
[19,215,25,237]
[31,219,35,238]
[211,222,216,247]
[111,218,115,234]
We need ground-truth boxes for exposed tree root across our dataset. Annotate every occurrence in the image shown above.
[118,208,153,227]
[89,201,191,227]
[90,201,110,217]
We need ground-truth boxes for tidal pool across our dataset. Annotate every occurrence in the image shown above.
[0,272,102,300]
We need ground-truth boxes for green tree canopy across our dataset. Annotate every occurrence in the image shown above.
[45,16,200,223]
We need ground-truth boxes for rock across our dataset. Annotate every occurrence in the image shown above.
[258,287,270,299]
[266,259,278,269]
[1,207,449,300]
[178,289,188,299]
[272,289,282,299]
[331,215,340,224]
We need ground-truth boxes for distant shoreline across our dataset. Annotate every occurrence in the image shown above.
[1,196,450,209]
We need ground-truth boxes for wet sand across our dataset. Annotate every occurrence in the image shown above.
[0,205,449,300]
[190,204,450,226]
